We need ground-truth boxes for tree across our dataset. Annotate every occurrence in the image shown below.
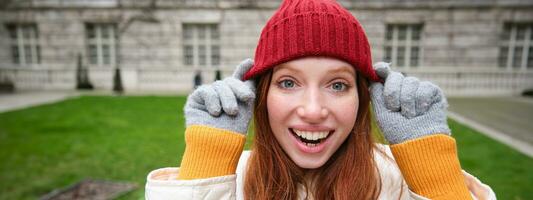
[113,67,123,94]
[76,53,94,90]
[215,69,222,81]
[114,0,160,94]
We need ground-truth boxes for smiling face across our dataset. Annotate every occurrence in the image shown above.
[266,57,359,169]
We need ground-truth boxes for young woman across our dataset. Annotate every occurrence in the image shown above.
[146,0,496,199]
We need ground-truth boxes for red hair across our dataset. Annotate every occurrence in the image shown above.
[244,69,381,199]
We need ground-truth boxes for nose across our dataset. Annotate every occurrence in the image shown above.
[296,89,329,123]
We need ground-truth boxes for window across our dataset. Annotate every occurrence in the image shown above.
[6,23,40,65]
[384,24,423,68]
[86,23,117,66]
[499,23,533,69]
[182,24,220,68]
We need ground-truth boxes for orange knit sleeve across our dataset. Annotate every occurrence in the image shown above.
[177,125,246,180]
[390,134,473,200]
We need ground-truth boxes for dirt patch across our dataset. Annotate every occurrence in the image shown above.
[40,179,137,200]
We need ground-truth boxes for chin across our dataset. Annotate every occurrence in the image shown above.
[291,155,329,169]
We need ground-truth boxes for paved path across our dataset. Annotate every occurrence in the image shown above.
[0,91,80,113]
[448,97,533,157]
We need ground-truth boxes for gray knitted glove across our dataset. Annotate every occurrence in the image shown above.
[184,59,255,135]
[369,62,451,144]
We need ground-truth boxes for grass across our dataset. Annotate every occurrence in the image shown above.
[0,95,531,199]
[451,119,533,200]
[0,95,185,199]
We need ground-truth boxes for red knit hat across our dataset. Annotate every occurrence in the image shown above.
[243,0,380,82]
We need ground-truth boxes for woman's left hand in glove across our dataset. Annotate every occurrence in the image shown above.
[369,62,451,144]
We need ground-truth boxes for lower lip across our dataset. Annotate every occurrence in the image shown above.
[289,129,332,154]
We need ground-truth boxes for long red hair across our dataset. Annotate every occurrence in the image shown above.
[244,69,381,199]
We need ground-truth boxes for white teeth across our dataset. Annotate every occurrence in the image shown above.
[304,133,309,140]
[300,131,307,139]
[293,129,330,141]
[305,143,317,147]
[305,132,312,140]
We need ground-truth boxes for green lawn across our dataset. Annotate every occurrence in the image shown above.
[0,96,531,199]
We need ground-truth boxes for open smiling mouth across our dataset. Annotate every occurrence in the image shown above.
[289,128,334,147]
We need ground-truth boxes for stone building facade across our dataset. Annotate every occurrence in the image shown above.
[0,0,532,95]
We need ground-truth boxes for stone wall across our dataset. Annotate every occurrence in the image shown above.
[0,0,532,94]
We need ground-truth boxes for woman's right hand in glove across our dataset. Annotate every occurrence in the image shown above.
[178,59,255,180]
[184,59,256,135]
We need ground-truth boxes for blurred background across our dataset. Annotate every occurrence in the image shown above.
[0,0,532,199]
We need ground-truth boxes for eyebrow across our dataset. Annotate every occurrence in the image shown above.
[327,67,356,76]
[276,63,354,74]
[274,64,302,74]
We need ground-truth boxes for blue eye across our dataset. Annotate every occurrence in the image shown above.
[279,80,296,89]
[331,82,347,91]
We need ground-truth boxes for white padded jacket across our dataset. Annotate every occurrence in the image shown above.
[146,145,496,200]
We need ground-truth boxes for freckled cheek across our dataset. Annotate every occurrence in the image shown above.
[266,92,294,125]
[330,97,359,127]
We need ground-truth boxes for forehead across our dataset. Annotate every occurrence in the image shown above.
[273,57,356,77]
